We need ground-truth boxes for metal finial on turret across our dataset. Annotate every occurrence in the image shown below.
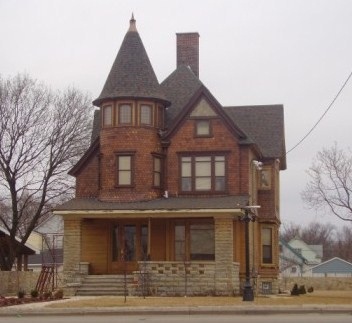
[129,13,137,32]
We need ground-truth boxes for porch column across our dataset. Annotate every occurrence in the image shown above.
[17,255,23,271]
[63,218,82,282]
[23,254,28,271]
[214,216,234,295]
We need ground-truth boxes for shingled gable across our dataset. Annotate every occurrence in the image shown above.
[161,71,249,141]
[224,105,287,169]
[92,15,168,107]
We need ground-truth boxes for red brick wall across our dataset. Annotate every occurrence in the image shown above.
[75,153,100,198]
[98,126,163,202]
[165,118,249,196]
[177,33,200,77]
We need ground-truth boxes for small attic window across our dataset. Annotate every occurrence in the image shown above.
[195,120,211,137]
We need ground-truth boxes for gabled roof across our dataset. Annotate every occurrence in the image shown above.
[279,239,307,264]
[0,225,40,255]
[224,105,286,169]
[309,257,352,274]
[161,64,203,128]
[288,237,322,265]
[93,16,168,106]
[163,82,249,142]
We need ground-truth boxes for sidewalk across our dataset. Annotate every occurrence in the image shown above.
[0,297,352,316]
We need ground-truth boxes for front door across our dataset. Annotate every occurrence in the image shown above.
[110,222,148,274]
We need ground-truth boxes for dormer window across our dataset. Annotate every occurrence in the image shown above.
[140,104,152,125]
[119,104,132,124]
[103,105,112,127]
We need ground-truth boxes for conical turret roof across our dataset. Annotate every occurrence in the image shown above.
[93,15,168,106]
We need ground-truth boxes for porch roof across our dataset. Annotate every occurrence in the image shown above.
[54,195,249,213]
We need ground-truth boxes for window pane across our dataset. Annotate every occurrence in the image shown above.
[124,225,136,261]
[190,223,215,260]
[182,178,192,191]
[262,228,272,245]
[175,225,185,261]
[263,246,272,264]
[103,106,112,126]
[262,228,272,264]
[154,173,160,187]
[195,177,211,190]
[153,157,161,187]
[215,177,225,191]
[182,160,192,177]
[112,225,120,261]
[119,170,131,185]
[141,225,148,260]
[195,160,211,176]
[215,160,225,176]
[196,120,210,136]
[141,105,152,125]
[119,156,131,170]
[154,158,161,172]
[119,104,132,124]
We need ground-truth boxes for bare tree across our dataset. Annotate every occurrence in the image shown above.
[280,222,301,242]
[0,73,92,270]
[302,143,352,222]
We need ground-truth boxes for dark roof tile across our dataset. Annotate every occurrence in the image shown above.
[93,19,167,106]
[224,105,286,168]
[161,65,203,128]
[55,195,249,211]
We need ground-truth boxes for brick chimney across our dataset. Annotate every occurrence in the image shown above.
[176,32,200,78]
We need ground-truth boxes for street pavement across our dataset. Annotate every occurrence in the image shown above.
[0,297,352,317]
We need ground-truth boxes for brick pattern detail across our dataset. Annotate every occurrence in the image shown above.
[135,261,239,296]
[99,118,164,202]
[166,118,246,196]
[75,153,99,198]
[177,33,199,77]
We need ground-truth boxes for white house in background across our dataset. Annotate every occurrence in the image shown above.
[279,239,307,277]
[279,237,322,277]
[27,214,64,271]
[288,237,322,265]
[27,214,64,251]
[304,257,352,277]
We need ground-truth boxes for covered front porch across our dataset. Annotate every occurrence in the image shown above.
[56,196,249,296]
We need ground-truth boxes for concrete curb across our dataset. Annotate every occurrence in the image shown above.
[1,304,352,316]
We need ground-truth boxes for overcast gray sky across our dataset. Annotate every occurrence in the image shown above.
[1,0,352,228]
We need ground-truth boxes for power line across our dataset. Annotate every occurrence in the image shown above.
[286,70,352,155]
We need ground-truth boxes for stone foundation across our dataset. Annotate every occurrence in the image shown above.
[134,261,240,296]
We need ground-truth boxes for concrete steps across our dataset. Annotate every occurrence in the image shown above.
[76,275,133,296]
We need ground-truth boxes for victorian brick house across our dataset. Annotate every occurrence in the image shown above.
[55,16,286,296]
